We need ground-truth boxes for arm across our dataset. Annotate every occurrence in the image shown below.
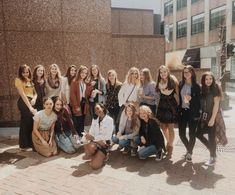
[118,84,126,106]
[208,96,220,127]
[49,122,55,146]
[31,87,38,107]
[33,119,48,146]
[61,77,69,104]
[15,80,36,115]
[125,119,140,139]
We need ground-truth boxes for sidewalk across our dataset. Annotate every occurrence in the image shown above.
[1,106,235,194]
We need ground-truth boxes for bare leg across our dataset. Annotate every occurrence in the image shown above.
[89,150,106,170]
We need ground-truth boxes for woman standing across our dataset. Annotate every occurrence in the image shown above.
[45,64,62,100]
[112,103,140,156]
[53,97,80,154]
[178,65,201,162]
[32,98,58,157]
[139,68,157,115]
[196,71,221,166]
[105,69,122,129]
[61,65,77,106]
[33,64,46,111]
[137,105,165,161]
[89,64,106,119]
[117,67,140,131]
[15,64,37,150]
[70,65,92,137]
[156,65,179,158]
[83,103,114,169]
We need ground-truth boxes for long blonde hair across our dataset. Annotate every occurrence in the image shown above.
[124,67,140,85]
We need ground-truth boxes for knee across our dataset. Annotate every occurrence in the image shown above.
[86,143,97,155]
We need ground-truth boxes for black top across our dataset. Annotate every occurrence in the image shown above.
[105,83,122,111]
[179,81,201,121]
[139,118,165,150]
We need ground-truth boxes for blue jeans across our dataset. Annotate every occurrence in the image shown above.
[112,135,139,148]
[138,145,158,159]
[55,132,76,154]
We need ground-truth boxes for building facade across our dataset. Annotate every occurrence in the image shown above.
[162,0,235,80]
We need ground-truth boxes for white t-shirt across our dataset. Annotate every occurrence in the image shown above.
[33,110,57,131]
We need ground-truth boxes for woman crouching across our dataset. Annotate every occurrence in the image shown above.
[53,97,80,154]
[32,98,58,157]
[137,105,165,161]
[83,103,114,169]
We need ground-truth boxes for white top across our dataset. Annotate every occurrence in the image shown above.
[61,77,70,104]
[118,83,139,106]
[89,115,114,141]
[33,110,57,131]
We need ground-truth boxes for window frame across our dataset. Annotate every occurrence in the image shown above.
[191,13,205,35]
[210,5,226,31]
[177,19,187,38]
[232,1,235,24]
[177,0,187,11]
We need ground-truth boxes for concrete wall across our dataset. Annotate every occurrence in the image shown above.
[111,8,154,35]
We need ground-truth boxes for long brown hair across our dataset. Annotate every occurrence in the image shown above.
[125,103,139,129]
[33,64,45,83]
[106,69,122,89]
[75,65,89,81]
[65,64,77,85]
[18,64,32,81]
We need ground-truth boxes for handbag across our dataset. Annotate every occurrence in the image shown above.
[215,109,227,146]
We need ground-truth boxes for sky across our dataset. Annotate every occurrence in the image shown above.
[111,0,162,14]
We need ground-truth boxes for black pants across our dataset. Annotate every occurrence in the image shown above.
[178,109,197,155]
[74,115,85,137]
[17,97,33,148]
[108,106,120,133]
[196,123,216,158]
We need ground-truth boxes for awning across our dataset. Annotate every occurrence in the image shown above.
[182,48,200,68]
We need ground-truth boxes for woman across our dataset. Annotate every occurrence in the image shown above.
[83,103,114,169]
[178,65,201,162]
[61,65,77,105]
[32,98,58,157]
[105,69,122,130]
[139,68,157,115]
[117,67,140,131]
[53,97,80,154]
[45,63,62,100]
[89,64,106,119]
[137,105,165,161]
[15,64,37,150]
[33,64,46,111]
[70,65,92,137]
[156,65,179,158]
[112,103,140,156]
[196,71,221,166]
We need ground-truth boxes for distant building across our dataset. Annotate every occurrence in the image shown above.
[162,0,235,80]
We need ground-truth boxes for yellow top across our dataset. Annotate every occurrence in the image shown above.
[15,78,35,98]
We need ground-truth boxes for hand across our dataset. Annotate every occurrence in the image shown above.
[76,107,81,112]
[85,133,93,141]
[41,140,49,147]
[91,81,96,86]
[29,107,37,115]
[185,95,191,101]
[208,118,215,127]
[48,139,52,146]
[31,98,36,106]
[119,135,126,140]
[140,136,146,144]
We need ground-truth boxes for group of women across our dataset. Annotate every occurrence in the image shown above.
[15,63,223,169]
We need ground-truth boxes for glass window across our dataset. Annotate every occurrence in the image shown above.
[210,5,226,30]
[231,56,235,79]
[191,0,201,4]
[191,13,204,35]
[233,1,235,24]
[164,1,173,16]
[211,58,219,78]
[177,20,187,38]
[169,24,173,42]
[177,0,187,10]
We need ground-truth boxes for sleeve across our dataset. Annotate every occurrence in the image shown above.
[15,78,23,89]
[70,81,78,108]
[118,84,125,106]
[101,79,107,95]
[89,119,96,136]
[118,111,127,135]
[33,111,40,122]
[149,82,157,97]
[125,118,140,139]
[103,117,114,141]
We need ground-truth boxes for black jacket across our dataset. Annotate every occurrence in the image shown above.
[179,81,201,121]
[139,118,165,150]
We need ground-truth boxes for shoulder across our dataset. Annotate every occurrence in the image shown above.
[15,78,23,87]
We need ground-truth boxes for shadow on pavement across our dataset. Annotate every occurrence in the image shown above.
[165,159,225,190]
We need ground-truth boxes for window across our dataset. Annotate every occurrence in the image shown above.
[231,56,235,79]
[177,0,187,10]
[210,6,226,30]
[177,20,187,38]
[169,24,173,42]
[191,13,204,35]
[191,0,201,4]
[211,58,219,78]
[233,1,235,24]
[164,1,173,16]
[165,24,173,42]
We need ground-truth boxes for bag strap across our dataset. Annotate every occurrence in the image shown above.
[125,85,136,103]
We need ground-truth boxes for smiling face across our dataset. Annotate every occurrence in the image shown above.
[94,104,105,118]
[126,106,133,118]
[139,109,148,122]
[205,74,213,87]
[80,69,88,80]
[91,67,99,77]
[50,65,58,77]
[43,98,54,111]
[22,68,30,80]
[70,67,77,77]
[36,66,44,79]
[159,67,169,80]
[54,100,63,112]
[108,71,116,83]
[183,68,192,81]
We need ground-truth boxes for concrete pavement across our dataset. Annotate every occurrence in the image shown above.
[0,97,235,194]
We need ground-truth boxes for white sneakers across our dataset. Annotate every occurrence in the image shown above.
[205,157,216,166]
